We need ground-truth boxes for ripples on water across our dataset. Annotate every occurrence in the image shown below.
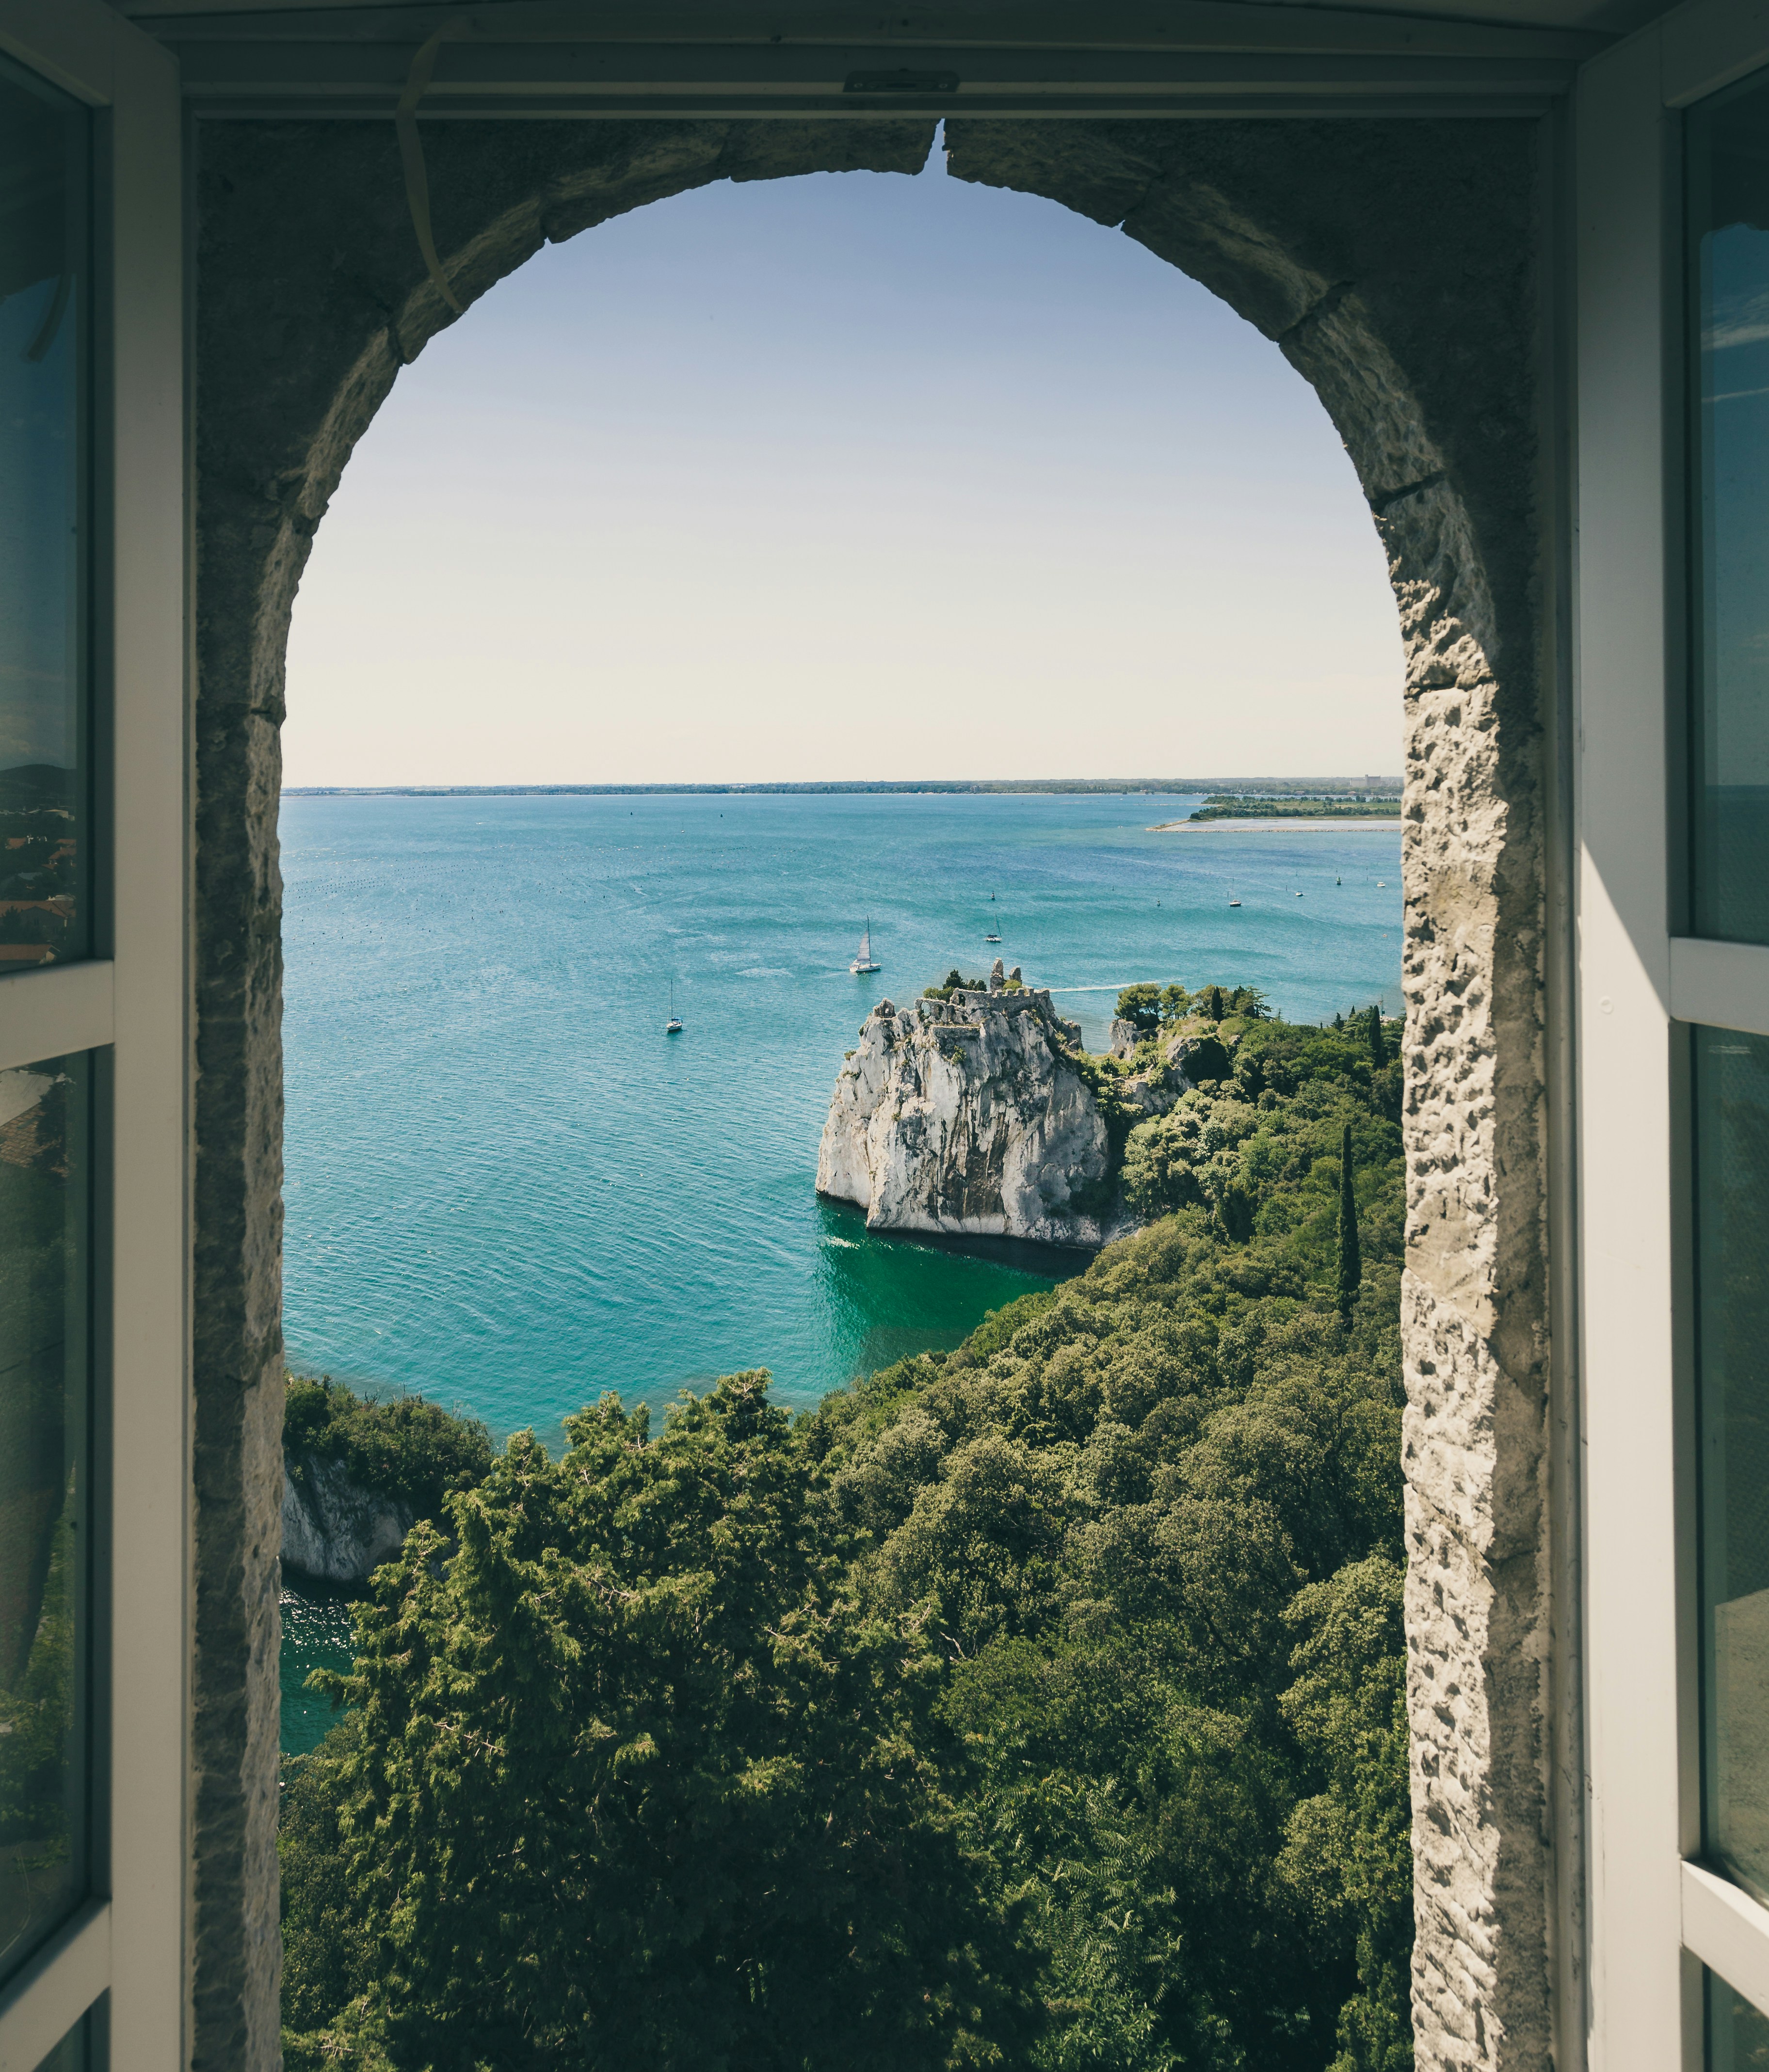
[278,789,1403,1748]
[280,1587,356,1757]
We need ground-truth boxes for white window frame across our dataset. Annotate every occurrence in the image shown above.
[0,3,186,2066]
[1577,0,1769,2062]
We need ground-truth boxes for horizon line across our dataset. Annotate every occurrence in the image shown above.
[280,776,1404,799]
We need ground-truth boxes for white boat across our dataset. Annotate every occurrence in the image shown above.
[850,920,881,975]
[983,927,1002,943]
[665,980,682,1034]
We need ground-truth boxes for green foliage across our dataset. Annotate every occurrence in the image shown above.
[924,969,991,1001]
[1120,1021,1401,1294]
[283,1374,493,1526]
[282,1009,1411,2072]
[1172,1030,1234,1085]
[281,1718,374,2042]
[800,1189,1408,2070]
[1366,1006,1385,1070]
[1189,797,1400,822]
[1117,983,1164,1033]
[1067,1051,1146,1215]
[1279,1560,1414,2072]
[1337,1123,1363,1322]
[955,1289,1060,1367]
[284,1377,1039,2071]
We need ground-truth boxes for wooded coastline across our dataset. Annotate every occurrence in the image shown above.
[280,998,1410,2071]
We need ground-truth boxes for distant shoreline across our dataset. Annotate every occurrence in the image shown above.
[1148,818,1404,833]
[281,777,1402,800]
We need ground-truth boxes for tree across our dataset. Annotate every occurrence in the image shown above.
[284,1000,1415,2072]
[1337,1122,1362,1321]
[1366,1005,1385,1069]
[289,1376,1040,2071]
[1278,1557,1413,2072]
[1174,1031,1233,1085]
[1201,983,1226,1021]
[1116,983,1163,1034]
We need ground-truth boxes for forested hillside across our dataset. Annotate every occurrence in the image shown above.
[281,1008,1412,2072]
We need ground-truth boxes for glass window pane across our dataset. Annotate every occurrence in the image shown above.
[1709,1969,1769,2071]
[0,54,90,971]
[0,1054,90,1982]
[32,2002,96,2072]
[1689,67,1769,942]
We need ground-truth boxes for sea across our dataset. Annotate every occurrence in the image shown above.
[277,788,1403,1752]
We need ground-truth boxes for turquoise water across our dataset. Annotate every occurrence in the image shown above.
[278,789,1402,1751]
[281,1589,356,1757]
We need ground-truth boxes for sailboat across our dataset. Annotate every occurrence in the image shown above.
[1228,889,1242,907]
[665,981,682,1035]
[850,920,881,975]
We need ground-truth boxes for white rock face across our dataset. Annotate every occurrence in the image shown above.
[817,988,1149,1246]
[1108,1017,1142,1060]
[281,1451,414,1586]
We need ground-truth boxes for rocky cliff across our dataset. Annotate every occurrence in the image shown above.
[282,1452,414,1586]
[817,970,1177,1246]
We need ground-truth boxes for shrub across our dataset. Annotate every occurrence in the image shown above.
[283,1375,493,1526]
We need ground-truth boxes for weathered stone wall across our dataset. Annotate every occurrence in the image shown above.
[191,116,937,2071]
[193,113,1553,2069]
[946,125,1554,2072]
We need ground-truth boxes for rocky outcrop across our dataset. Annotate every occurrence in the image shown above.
[281,1452,413,1586]
[818,986,1168,1246]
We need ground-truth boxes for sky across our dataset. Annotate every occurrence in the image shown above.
[281,129,1403,789]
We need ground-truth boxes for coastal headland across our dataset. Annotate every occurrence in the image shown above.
[1148,789,1402,833]
[282,982,1413,2070]
[817,964,1401,1251]
[1148,818,1402,832]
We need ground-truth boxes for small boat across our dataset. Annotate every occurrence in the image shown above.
[983,928,1002,943]
[1295,890,1304,898]
[1229,895,1241,907]
[665,981,682,1035]
[850,920,881,975]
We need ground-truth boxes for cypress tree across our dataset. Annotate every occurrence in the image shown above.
[1367,1003,1385,1068]
[1337,1120,1362,1321]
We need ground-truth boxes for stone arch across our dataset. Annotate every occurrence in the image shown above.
[193,115,1549,2071]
